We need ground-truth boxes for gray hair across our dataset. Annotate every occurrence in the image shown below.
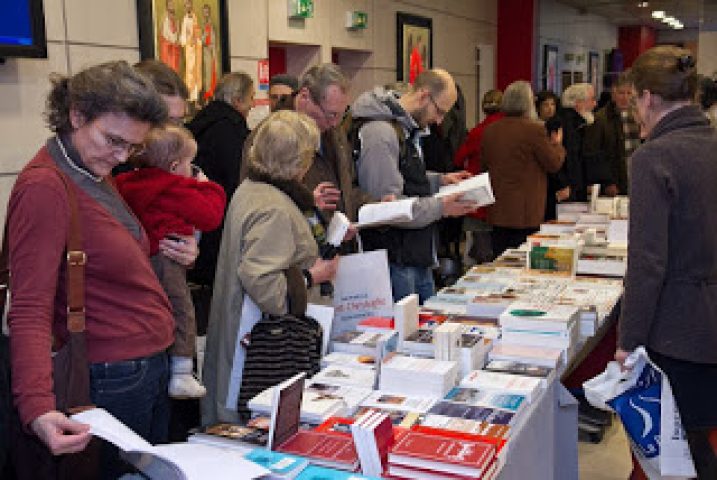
[248,111,320,181]
[45,61,168,134]
[562,83,593,108]
[214,71,254,105]
[501,81,536,118]
[299,64,349,102]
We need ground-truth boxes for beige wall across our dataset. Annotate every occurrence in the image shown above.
[0,0,496,224]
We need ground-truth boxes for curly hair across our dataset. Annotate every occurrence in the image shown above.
[45,61,168,134]
[133,124,197,171]
[248,111,320,181]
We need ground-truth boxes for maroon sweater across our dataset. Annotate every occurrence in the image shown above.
[8,148,174,426]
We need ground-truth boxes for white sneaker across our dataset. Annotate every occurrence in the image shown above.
[169,373,207,399]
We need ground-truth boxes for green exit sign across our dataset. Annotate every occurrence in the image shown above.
[288,0,314,19]
[346,11,368,30]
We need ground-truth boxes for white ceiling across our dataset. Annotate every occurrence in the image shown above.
[554,0,717,30]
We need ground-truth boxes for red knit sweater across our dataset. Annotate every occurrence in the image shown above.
[8,148,175,426]
[115,168,226,255]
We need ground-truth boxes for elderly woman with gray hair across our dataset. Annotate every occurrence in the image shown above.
[202,110,339,425]
[481,80,566,258]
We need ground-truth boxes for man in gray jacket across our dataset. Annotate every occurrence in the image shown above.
[351,69,475,303]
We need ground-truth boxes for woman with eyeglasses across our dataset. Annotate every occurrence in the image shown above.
[615,46,717,478]
[6,61,190,478]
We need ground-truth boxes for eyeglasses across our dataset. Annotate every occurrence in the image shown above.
[98,128,146,157]
[428,94,447,117]
[310,94,341,122]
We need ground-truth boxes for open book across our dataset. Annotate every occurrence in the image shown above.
[434,172,495,207]
[356,198,416,228]
[71,408,270,480]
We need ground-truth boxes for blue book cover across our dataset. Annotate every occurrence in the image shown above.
[295,465,380,480]
[445,386,525,413]
[245,448,308,476]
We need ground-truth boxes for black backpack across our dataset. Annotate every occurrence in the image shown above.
[341,112,409,174]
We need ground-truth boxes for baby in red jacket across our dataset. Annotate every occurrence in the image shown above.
[116,124,226,399]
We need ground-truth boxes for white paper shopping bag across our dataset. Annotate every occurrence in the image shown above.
[331,249,393,336]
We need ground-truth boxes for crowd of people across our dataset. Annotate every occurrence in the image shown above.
[2,44,717,478]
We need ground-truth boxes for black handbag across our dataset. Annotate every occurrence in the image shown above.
[236,266,323,419]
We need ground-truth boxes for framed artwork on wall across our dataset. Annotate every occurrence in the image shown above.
[543,44,558,92]
[396,12,432,83]
[137,0,230,106]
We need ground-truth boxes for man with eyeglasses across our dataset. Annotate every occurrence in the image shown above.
[350,69,475,303]
[290,64,374,223]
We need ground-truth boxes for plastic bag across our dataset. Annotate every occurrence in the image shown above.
[583,347,696,479]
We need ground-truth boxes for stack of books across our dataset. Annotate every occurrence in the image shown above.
[488,342,564,370]
[247,380,371,423]
[350,410,395,477]
[433,322,463,362]
[379,354,459,398]
[310,364,377,390]
[360,391,437,414]
[330,330,398,359]
[498,302,579,358]
[386,430,498,479]
[460,370,543,403]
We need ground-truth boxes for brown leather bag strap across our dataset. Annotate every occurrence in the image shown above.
[10,165,86,333]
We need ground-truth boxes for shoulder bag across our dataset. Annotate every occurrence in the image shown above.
[3,165,99,479]
[237,266,323,419]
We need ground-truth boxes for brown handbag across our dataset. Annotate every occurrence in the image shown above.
[4,165,99,479]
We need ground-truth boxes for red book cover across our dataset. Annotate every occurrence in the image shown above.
[373,414,395,465]
[389,431,495,477]
[277,430,358,469]
[358,316,395,329]
[315,417,354,437]
[412,425,507,454]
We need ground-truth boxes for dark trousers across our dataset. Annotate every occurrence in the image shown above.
[490,226,537,260]
[90,351,170,479]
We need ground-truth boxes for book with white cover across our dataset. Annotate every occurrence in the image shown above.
[357,198,416,228]
[248,383,344,424]
[394,294,419,344]
[72,408,269,480]
[488,341,565,369]
[434,172,495,207]
[499,302,578,333]
[311,364,377,389]
[360,390,437,413]
[460,370,543,403]
[320,352,377,370]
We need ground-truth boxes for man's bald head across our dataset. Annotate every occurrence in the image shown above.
[401,68,458,128]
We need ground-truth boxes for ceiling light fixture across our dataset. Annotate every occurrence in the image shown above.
[651,10,665,19]
[638,2,649,7]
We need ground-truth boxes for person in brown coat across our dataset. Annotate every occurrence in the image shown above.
[481,80,566,258]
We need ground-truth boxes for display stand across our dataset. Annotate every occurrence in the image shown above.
[497,374,578,479]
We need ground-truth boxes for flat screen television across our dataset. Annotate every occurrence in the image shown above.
[0,0,47,59]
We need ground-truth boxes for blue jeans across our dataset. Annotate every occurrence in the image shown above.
[89,351,169,478]
[389,263,435,304]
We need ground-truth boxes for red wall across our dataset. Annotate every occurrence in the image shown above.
[618,26,656,68]
[497,0,536,90]
[268,46,287,77]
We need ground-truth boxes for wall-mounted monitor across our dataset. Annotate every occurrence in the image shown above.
[0,0,47,59]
